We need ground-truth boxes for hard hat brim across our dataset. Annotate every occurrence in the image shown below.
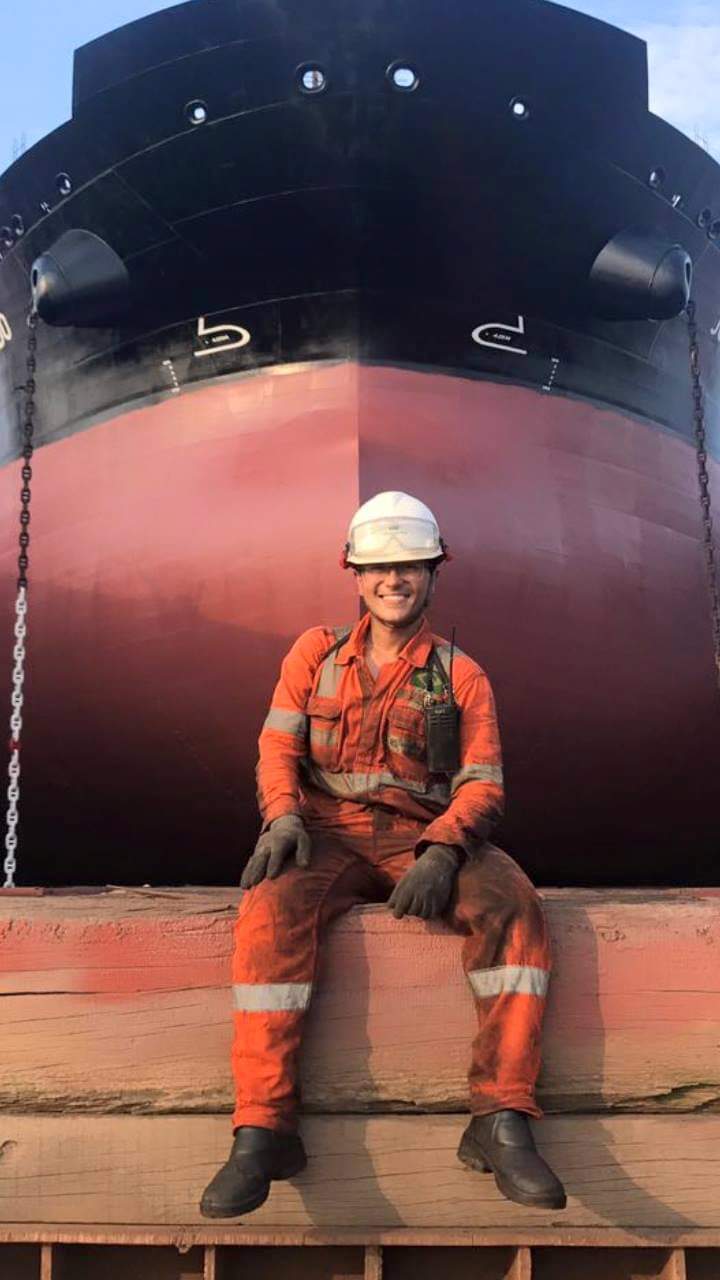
[346,548,443,566]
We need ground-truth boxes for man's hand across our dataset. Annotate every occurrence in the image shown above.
[240,815,312,889]
[387,844,461,920]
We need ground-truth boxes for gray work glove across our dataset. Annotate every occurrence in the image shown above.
[387,843,462,920]
[240,815,312,889]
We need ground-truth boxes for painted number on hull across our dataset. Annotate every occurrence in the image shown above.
[472,315,527,356]
[711,317,720,343]
[0,313,11,353]
[194,315,251,358]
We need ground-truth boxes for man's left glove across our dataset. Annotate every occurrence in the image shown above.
[240,815,312,889]
[387,843,462,920]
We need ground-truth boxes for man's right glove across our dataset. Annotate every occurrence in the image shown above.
[240,814,312,889]
[387,843,462,920]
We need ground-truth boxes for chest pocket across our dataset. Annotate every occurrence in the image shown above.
[307,695,342,769]
[385,700,427,779]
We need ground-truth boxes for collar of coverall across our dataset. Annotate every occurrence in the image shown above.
[334,612,434,669]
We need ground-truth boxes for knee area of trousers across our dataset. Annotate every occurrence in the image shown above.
[466,880,543,934]
[507,880,547,931]
[236,871,307,934]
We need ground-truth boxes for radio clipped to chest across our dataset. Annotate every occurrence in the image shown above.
[424,630,461,774]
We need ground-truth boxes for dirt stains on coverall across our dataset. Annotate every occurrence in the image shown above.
[231,614,551,1131]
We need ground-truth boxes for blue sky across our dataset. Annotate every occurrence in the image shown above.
[1,0,718,172]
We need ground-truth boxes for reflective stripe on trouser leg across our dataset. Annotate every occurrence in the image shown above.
[449,845,551,1118]
[231,838,381,1132]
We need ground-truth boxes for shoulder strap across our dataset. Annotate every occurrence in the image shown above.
[428,645,452,695]
[428,630,460,703]
[322,625,352,662]
[313,625,352,699]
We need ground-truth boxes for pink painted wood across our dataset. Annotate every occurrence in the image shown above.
[0,888,717,1114]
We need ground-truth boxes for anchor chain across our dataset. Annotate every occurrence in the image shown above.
[3,308,38,889]
[686,299,720,692]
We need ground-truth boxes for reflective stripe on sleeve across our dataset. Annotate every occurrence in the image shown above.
[262,708,308,737]
[467,965,549,998]
[233,982,313,1012]
[451,763,504,792]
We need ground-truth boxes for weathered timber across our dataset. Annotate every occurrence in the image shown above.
[0,889,718,1114]
[0,1115,718,1229]
[4,1226,720,1248]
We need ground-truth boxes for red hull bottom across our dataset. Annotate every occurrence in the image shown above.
[1,363,717,885]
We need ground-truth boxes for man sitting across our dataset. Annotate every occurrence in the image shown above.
[201,491,566,1218]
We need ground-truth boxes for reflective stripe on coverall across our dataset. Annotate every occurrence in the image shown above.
[232,614,551,1131]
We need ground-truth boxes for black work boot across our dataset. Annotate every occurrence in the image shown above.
[457,1110,566,1210]
[200,1126,307,1218]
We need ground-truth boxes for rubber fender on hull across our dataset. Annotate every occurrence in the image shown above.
[31,229,130,328]
[588,227,692,319]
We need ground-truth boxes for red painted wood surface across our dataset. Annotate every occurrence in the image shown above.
[1,889,717,1114]
[1,364,718,886]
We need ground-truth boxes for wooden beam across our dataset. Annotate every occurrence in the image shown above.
[1,1225,719,1247]
[364,1245,383,1280]
[0,1114,718,1231]
[660,1250,687,1280]
[40,1243,53,1280]
[508,1247,532,1280]
[1,889,717,1116]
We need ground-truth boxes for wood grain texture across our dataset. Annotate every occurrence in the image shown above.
[1,888,718,1114]
[660,1249,687,1280]
[364,1244,383,1280]
[0,1115,718,1230]
[507,1247,531,1280]
[1,1226,719,1247]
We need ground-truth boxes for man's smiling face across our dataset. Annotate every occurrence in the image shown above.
[355,561,436,629]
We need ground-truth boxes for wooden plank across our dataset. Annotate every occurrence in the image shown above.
[0,1115,718,1230]
[1,1225,719,1247]
[507,1248,531,1280]
[1,889,717,1116]
[660,1250,687,1280]
[364,1245,383,1280]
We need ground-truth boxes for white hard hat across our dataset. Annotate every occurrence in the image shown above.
[343,491,449,567]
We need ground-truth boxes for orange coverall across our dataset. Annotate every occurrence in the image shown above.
[232,614,551,1131]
